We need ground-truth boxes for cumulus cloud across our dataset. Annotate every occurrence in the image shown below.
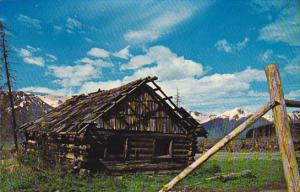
[17,46,45,67]
[215,37,250,53]
[78,66,266,113]
[284,55,300,75]
[48,64,101,87]
[17,14,41,29]
[255,1,300,46]
[113,46,131,59]
[76,57,113,67]
[87,47,110,58]
[48,51,114,88]
[39,44,271,113]
[77,45,266,113]
[260,49,288,63]
[79,80,122,93]
[16,45,57,67]
[121,45,203,81]
[151,67,266,112]
[121,55,153,70]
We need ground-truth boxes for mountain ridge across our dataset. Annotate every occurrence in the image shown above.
[191,108,299,139]
[0,91,53,144]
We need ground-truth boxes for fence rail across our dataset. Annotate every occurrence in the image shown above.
[285,100,300,108]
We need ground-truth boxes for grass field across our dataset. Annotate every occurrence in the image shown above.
[0,150,286,192]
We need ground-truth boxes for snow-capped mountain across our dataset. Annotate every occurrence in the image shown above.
[0,91,53,144]
[37,94,67,108]
[191,108,274,139]
[23,91,68,108]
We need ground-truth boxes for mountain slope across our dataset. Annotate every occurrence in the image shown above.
[192,108,276,139]
[0,91,53,144]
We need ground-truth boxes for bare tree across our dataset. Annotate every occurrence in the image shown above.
[0,21,18,151]
[175,87,181,107]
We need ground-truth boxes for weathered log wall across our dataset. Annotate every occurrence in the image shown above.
[244,123,300,152]
[99,89,185,134]
[23,129,195,174]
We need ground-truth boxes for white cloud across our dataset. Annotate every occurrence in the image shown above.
[66,17,82,33]
[215,37,250,53]
[260,49,288,63]
[121,55,153,70]
[286,89,300,100]
[85,37,94,43]
[26,45,41,52]
[124,30,160,43]
[79,80,122,93]
[124,2,210,43]
[23,57,45,66]
[116,47,264,112]
[284,55,300,75]
[121,45,203,81]
[76,57,113,67]
[17,46,45,67]
[156,67,266,112]
[215,39,232,53]
[87,47,110,58]
[21,86,72,96]
[48,64,100,87]
[113,46,131,59]
[236,37,250,50]
[53,25,63,33]
[251,0,286,12]
[19,48,31,57]
[37,44,271,113]
[78,66,266,113]
[260,49,272,63]
[46,54,57,62]
[48,54,113,88]
[257,3,300,46]
[17,14,41,29]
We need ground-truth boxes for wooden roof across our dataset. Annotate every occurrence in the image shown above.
[20,76,207,137]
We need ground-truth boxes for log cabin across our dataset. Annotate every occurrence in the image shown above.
[246,122,300,152]
[19,76,207,174]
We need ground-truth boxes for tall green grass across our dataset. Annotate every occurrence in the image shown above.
[0,149,286,192]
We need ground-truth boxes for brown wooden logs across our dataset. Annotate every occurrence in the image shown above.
[265,64,300,192]
[285,99,300,108]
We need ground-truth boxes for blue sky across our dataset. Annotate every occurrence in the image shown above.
[0,0,299,113]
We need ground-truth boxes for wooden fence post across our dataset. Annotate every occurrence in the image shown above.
[265,64,300,192]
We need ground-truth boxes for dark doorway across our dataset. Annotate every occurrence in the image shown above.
[106,135,126,159]
[154,138,172,158]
